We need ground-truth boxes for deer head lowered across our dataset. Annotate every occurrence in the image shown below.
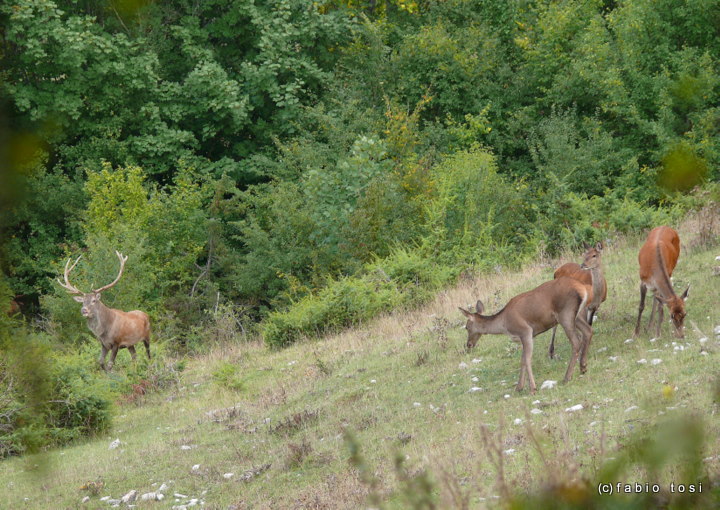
[459,276,593,394]
[58,251,150,371]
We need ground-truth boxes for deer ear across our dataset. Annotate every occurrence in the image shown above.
[582,241,590,250]
[596,242,603,252]
[475,300,485,315]
[681,284,690,301]
[459,307,473,318]
[73,295,84,303]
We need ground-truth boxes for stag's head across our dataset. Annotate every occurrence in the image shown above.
[666,285,690,338]
[58,251,128,319]
[459,300,485,349]
[580,242,603,270]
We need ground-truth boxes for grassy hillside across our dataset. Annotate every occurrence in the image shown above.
[2,220,719,509]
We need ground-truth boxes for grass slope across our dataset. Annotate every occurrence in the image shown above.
[2,223,719,509]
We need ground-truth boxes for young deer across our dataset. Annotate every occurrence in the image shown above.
[634,226,689,339]
[58,251,151,371]
[459,277,593,394]
[548,243,606,359]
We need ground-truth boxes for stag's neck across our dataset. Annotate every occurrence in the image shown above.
[87,302,116,337]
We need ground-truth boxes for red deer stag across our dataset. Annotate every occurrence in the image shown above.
[634,226,689,339]
[548,243,607,359]
[459,277,593,394]
[58,251,151,371]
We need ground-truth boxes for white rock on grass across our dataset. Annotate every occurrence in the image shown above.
[637,359,647,364]
[108,439,121,450]
[223,473,234,479]
[458,362,469,369]
[174,493,188,499]
[649,337,657,343]
[530,408,542,415]
[699,337,708,345]
[608,356,618,362]
[532,400,541,405]
[513,418,523,425]
[540,380,557,390]
[651,359,663,365]
[503,448,515,455]
[714,325,720,336]
[180,445,192,450]
[100,496,111,502]
[121,490,137,503]
[413,402,422,407]
[565,404,583,412]
[81,496,90,504]
[625,405,639,413]
[471,376,479,382]
[158,483,169,492]
[624,338,634,344]
[469,387,482,392]
[472,358,482,364]
[140,492,160,502]
[191,464,200,471]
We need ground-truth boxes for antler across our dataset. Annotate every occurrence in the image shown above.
[93,251,128,294]
[57,255,85,295]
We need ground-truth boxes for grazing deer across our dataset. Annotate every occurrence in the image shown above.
[459,277,593,394]
[634,226,689,339]
[58,251,151,371]
[548,243,607,359]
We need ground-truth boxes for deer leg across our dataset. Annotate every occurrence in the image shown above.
[633,283,647,338]
[559,315,582,383]
[656,298,664,338]
[128,345,137,361]
[143,339,151,359]
[577,316,594,374]
[98,345,109,371]
[516,332,535,393]
[107,345,119,371]
[587,306,596,326]
[647,296,658,333]
[548,326,558,359]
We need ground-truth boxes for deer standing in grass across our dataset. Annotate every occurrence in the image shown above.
[459,277,593,394]
[548,243,606,359]
[58,251,151,371]
[634,226,689,339]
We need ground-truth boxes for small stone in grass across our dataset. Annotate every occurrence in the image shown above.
[223,473,234,479]
[513,418,522,425]
[530,408,542,415]
[540,380,557,390]
[637,359,647,364]
[625,405,639,413]
[651,359,662,365]
[565,404,583,412]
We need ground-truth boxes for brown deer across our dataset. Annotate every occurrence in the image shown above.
[634,226,689,339]
[58,251,151,371]
[548,243,607,359]
[459,277,593,394]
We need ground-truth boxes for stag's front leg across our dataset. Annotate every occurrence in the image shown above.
[98,345,109,371]
[128,345,137,361]
[107,345,119,371]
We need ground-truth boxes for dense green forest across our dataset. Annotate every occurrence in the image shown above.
[1,0,719,455]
